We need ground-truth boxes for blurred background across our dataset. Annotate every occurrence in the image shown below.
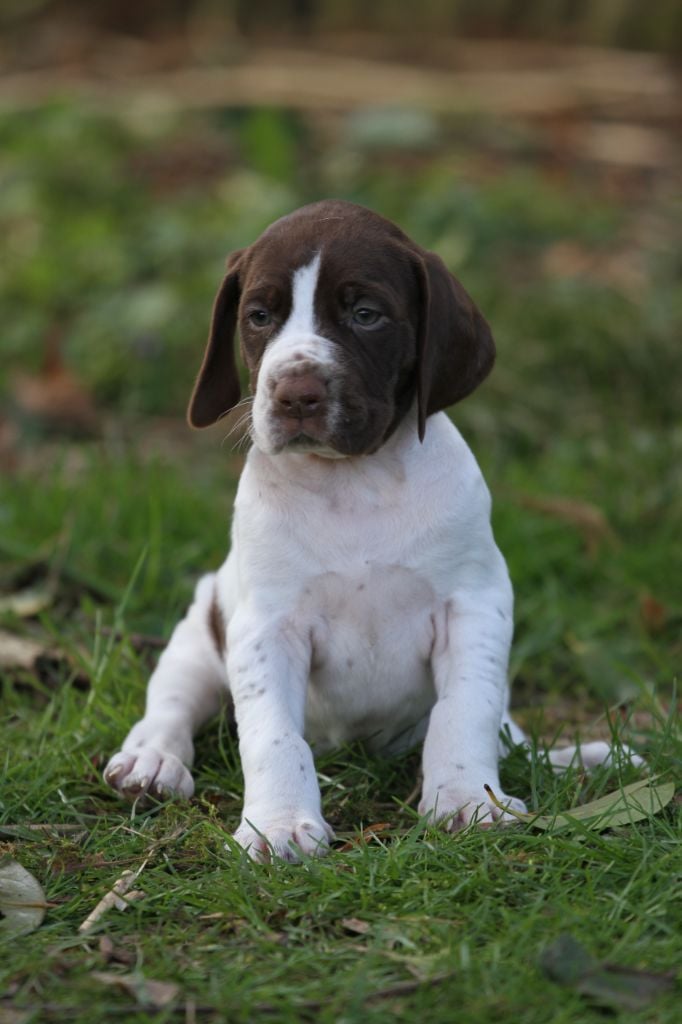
[0,1,680,711]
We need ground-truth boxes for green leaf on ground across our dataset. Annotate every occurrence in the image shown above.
[541,934,676,1011]
[487,777,675,832]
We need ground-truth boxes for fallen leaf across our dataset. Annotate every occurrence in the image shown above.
[0,859,48,936]
[542,934,593,983]
[91,972,180,1009]
[575,122,672,170]
[341,917,371,935]
[640,593,668,633]
[538,778,674,832]
[0,585,55,618]
[542,241,594,279]
[541,935,675,1011]
[485,777,675,833]
[0,1006,31,1024]
[0,628,88,690]
[0,630,54,671]
[0,414,19,473]
[12,324,99,437]
[518,494,615,555]
[336,822,393,851]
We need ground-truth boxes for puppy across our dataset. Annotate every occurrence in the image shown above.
[105,200,635,860]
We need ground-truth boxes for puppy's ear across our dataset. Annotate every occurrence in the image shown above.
[187,250,244,429]
[415,249,495,441]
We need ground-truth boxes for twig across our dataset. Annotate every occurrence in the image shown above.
[403,772,423,808]
[252,971,453,1012]
[26,973,454,1018]
[78,862,148,934]
[484,784,532,822]
[0,823,88,836]
[77,826,186,933]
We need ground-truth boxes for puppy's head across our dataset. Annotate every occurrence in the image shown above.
[188,200,494,455]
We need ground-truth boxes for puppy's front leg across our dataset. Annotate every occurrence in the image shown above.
[104,574,227,801]
[420,568,527,830]
[227,608,333,862]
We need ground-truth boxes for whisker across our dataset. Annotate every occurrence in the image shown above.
[233,424,254,454]
[224,412,251,439]
[230,395,255,413]
[221,407,254,450]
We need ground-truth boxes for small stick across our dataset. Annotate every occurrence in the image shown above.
[78,859,149,934]
[483,784,532,822]
[0,823,87,836]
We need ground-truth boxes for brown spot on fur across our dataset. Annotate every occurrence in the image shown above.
[208,593,226,656]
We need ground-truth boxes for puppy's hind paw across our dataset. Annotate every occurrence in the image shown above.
[548,741,645,772]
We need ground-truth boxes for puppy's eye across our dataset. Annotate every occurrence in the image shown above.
[247,309,271,328]
[352,307,382,327]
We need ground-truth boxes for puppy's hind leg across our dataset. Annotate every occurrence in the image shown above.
[547,741,645,771]
[104,573,229,801]
[499,710,645,770]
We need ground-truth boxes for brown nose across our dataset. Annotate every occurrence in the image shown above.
[272,374,327,420]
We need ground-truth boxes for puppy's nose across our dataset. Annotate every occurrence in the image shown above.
[273,374,327,419]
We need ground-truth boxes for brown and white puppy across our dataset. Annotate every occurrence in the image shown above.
[104,200,639,860]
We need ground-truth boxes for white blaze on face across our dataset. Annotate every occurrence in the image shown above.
[277,253,321,344]
[251,253,340,452]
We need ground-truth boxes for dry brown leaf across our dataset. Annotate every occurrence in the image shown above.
[337,822,393,851]
[12,326,98,437]
[639,593,668,634]
[91,972,180,1009]
[0,629,88,689]
[542,241,594,279]
[0,414,19,473]
[0,586,55,618]
[0,1006,31,1024]
[341,917,372,935]
[518,494,616,555]
[575,122,672,170]
[98,935,137,966]
[0,630,54,672]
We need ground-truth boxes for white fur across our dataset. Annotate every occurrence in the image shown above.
[105,257,643,862]
[251,255,340,455]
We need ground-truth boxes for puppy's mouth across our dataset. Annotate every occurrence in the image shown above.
[271,421,339,455]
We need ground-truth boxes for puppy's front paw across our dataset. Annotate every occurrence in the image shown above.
[419,782,526,831]
[233,811,334,862]
[104,747,195,802]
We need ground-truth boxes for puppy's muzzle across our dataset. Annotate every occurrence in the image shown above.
[272,372,328,424]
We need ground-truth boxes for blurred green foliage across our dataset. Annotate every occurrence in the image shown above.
[1,100,679,439]
[1,98,680,701]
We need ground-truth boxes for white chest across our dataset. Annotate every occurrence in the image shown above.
[297,563,438,752]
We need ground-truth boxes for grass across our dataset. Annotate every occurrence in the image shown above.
[1,97,680,1021]
[1,660,679,1022]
